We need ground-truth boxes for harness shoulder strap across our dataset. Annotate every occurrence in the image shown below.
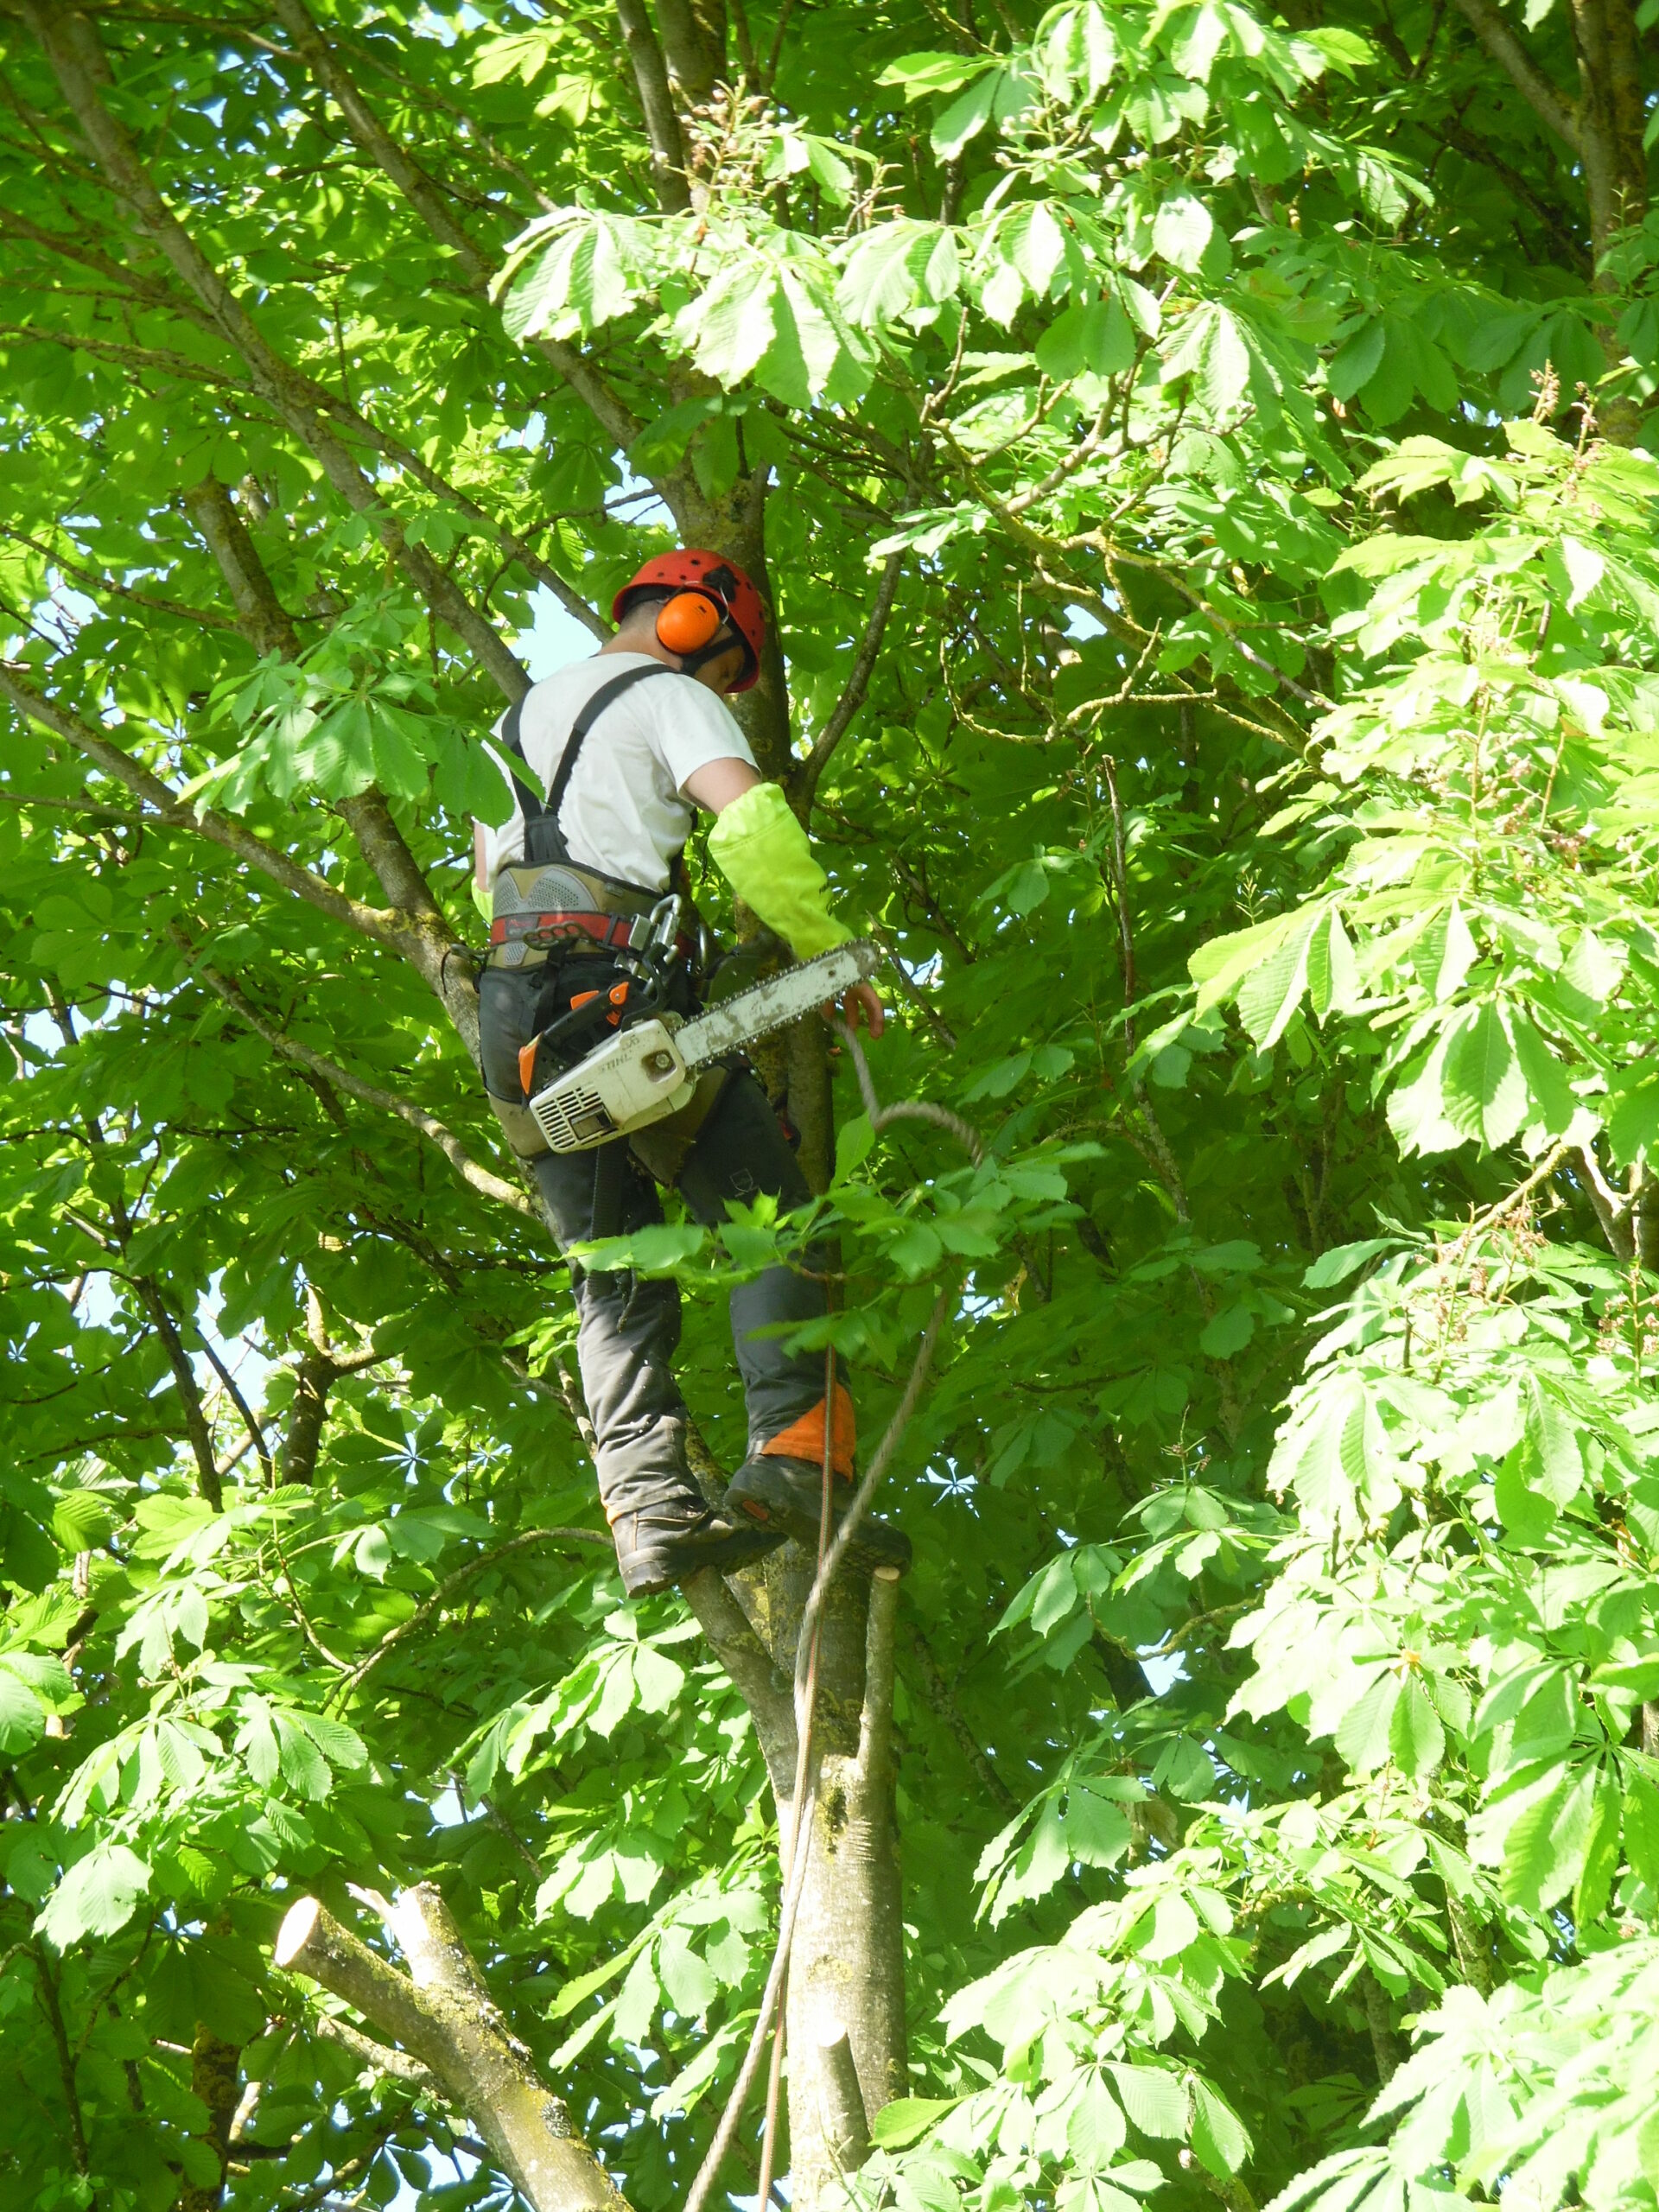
[499,662,676,829]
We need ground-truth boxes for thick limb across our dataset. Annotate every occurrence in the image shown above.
[275,1890,628,2212]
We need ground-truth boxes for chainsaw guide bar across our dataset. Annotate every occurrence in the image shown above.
[527,939,880,1154]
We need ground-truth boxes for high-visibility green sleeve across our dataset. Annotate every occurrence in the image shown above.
[706,781,855,961]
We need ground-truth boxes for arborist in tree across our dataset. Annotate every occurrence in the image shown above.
[473,550,909,1599]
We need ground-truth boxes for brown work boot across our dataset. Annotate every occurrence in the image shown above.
[611,1500,783,1599]
[722,1454,912,1577]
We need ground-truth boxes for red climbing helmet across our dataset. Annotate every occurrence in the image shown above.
[613,550,767,691]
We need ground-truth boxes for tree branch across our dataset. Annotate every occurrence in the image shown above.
[0,520,242,632]
[32,1942,91,2174]
[791,552,903,810]
[196,1332,273,1483]
[0,662,408,950]
[812,2024,871,2173]
[613,0,693,213]
[314,2013,437,2091]
[681,1569,799,1792]
[855,1556,902,1791]
[275,1890,630,2212]
[177,471,474,1035]
[337,1527,613,1704]
[166,931,539,1219]
[906,1623,1018,1810]
[263,0,640,448]
[1451,0,1581,148]
[130,1274,225,1509]
[180,474,301,658]
[19,4,528,702]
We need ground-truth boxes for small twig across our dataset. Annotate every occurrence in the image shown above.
[1101,754,1137,1017]
[331,1527,611,1706]
[868,925,958,1050]
[793,552,903,804]
[835,1020,984,1166]
[907,1624,1017,1809]
[1459,1139,1573,1248]
[314,2014,437,2090]
[196,1334,273,1480]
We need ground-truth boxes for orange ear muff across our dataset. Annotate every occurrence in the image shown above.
[656,591,723,656]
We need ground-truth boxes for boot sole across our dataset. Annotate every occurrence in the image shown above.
[725,1468,912,1577]
[618,1526,783,1599]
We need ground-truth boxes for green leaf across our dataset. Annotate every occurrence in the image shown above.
[1191,2082,1252,2177]
[1152,193,1216,275]
[1573,1772,1623,1926]
[836,1115,875,1178]
[1624,1773,1659,1889]
[1442,1002,1528,1149]
[931,71,1003,158]
[1036,298,1136,382]
[0,1664,46,1754]
[1108,2063,1188,2139]
[1062,1779,1134,1866]
[1162,302,1250,414]
[1304,1238,1399,1288]
[632,1645,686,1713]
[688,261,779,389]
[876,53,988,100]
[1068,2073,1129,2166]
[1171,3,1230,81]
[1328,320,1384,403]
[1502,1764,1597,1911]
[1236,904,1328,1049]
[1605,1063,1659,1168]
[1335,1674,1401,1776]
[38,1845,150,1949]
[1198,1302,1255,1358]
[1519,1375,1584,1510]
[1509,1012,1575,1136]
[1389,1675,1445,1777]
[872,2096,963,2148]
[837,221,961,328]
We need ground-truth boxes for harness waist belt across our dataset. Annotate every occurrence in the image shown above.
[489,909,695,960]
[491,909,640,951]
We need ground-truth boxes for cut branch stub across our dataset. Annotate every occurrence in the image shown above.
[275,1891,631,2212]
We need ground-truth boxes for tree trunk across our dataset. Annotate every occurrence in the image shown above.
[712,1552,906,2212]
[779,1557,906,2211]
[657,0,729,102]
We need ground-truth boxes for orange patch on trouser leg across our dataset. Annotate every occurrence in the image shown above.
[759,1385,856,1480]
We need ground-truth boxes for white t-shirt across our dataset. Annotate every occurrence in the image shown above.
[478,653,757,893]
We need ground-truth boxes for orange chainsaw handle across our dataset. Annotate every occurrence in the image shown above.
[518,982,631,1096]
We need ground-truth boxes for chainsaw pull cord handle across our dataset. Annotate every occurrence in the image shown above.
[517,980,631,1098]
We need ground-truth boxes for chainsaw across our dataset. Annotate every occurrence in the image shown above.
[526,938,880,1155]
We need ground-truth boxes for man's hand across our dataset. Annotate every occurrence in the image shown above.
[829,979,884,1039]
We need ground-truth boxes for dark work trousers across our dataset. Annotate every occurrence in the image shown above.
[478,960,831,1527]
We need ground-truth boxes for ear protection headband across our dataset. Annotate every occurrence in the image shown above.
[655,588,732,671]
